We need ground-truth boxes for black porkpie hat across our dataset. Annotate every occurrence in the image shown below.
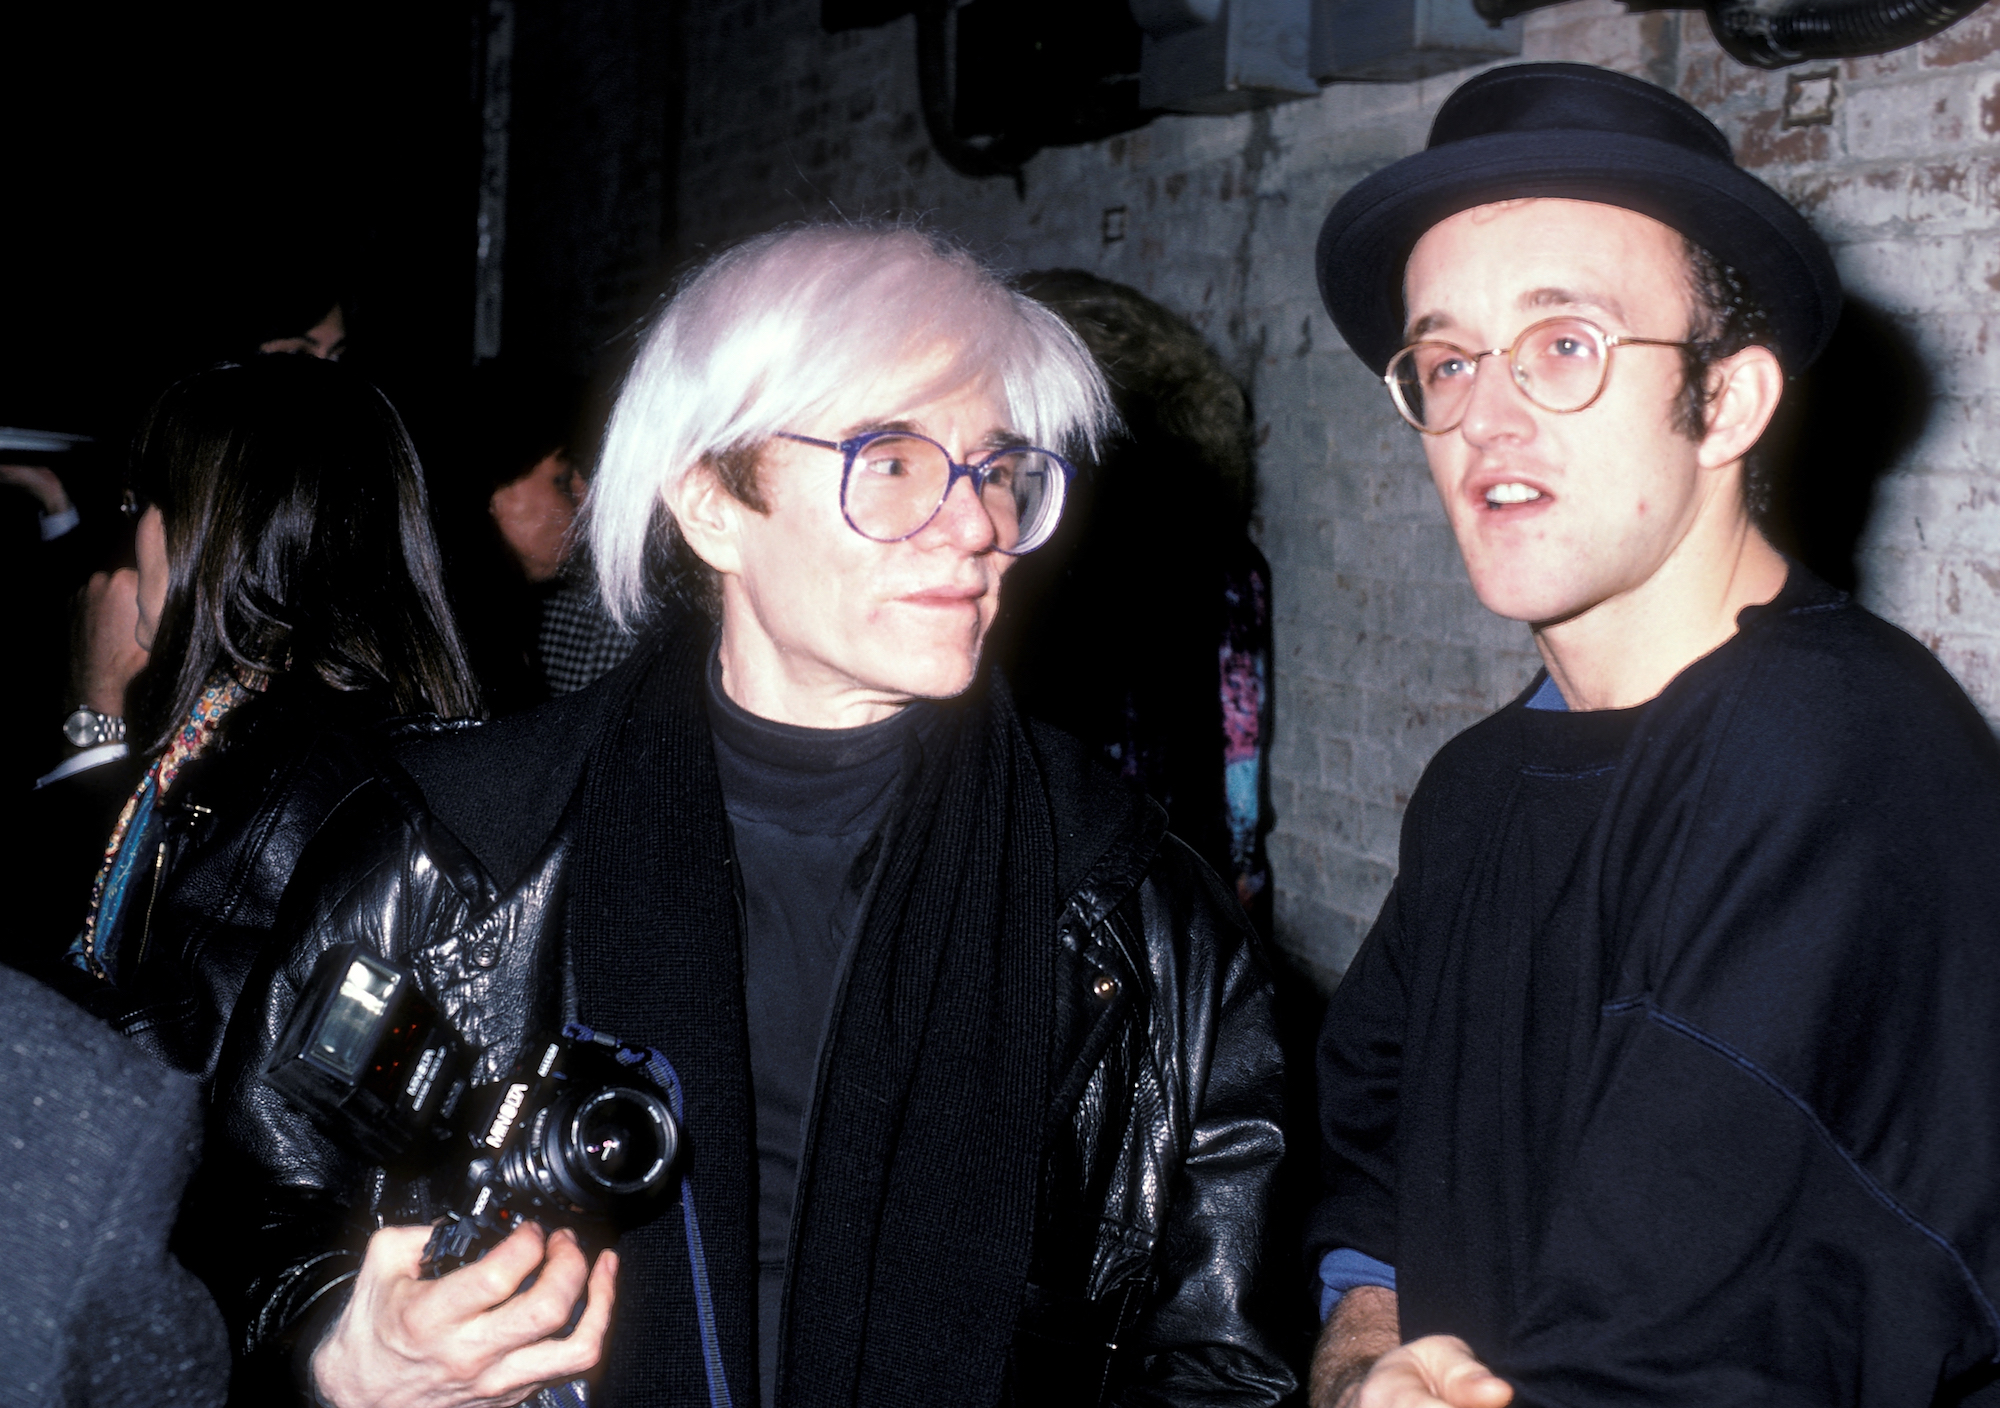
[1316,62,1843,376]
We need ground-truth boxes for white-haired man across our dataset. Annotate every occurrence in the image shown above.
[201,225,1295,1408]
[1305,63,2000,1407]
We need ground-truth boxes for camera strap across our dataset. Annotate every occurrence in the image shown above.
[564,1021,735,1408]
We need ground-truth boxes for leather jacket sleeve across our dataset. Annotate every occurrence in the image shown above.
[1117,839,1294,1407]
[188,779,421,1396]
[1022,821,1294,1408]
[191,766,569,1399]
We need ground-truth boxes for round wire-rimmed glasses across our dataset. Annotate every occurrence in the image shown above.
[777,429,1076,555]
[1385,315,1692,435]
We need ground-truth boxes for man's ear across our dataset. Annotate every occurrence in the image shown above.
[1697,344,1786,472]
[666,459,748,578]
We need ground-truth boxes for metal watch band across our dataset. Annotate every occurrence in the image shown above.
[61,707,127,749]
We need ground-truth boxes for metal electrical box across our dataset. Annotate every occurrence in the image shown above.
[1133,0,1318,113]
[1309,0,1520,82]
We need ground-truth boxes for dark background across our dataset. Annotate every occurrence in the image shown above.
[1,1,683,482]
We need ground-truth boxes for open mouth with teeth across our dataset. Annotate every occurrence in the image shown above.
[1484,483,1545,509]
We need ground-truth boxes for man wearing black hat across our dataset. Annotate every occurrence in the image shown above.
[1305,62,2000,1407]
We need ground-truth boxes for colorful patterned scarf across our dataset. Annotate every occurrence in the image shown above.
[69,669,265,981]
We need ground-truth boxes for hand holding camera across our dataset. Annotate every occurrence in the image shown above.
[311,1220,618,1408]
[264,945,686,1408]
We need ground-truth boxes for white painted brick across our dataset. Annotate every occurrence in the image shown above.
[1834,238,1978,315]
[1938,557,2000,632]
[1897,396,2000,477]
[1842,69,1988,161]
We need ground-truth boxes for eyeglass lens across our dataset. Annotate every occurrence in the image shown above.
[1389,317,1613,431]
[843,435,1064,553]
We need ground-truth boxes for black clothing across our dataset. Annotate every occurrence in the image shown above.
[7,749,147,973]
[1309,569,2000,1406]
[0,963,228,1405]
[703,656,923,1408]
[206,617,1294,1408]
[48,680,390,1086]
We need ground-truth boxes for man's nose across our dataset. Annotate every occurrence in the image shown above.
[1456,351,1536,446]
[921,472,1000,551]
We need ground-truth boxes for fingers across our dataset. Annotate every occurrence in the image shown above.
[1351,1338,1513,1408]
[422,1221,561,1325]
[75,568,148,713]
[1410,1337,1511,1408]
[1404,1337,1513,1408]
[0,463,68,514]
[81,569,138,637]
[493,1246,620,1388]
[479,1227,594,1345]
[1352,1356,1447,1408]
[1442,1368,1514,1408]
[578,1247,619,1339]
[362,1223,438,1279]
[319,1225,617,1408]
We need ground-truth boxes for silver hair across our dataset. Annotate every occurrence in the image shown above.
[587,221,1118,628]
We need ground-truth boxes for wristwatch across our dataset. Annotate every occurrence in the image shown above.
[62,707,127,749]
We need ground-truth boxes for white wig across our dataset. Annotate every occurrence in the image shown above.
[588,222,1117,627]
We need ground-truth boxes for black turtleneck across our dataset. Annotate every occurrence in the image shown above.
[702,654,927,1406]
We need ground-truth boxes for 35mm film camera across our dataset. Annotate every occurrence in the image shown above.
[264,944,681,1274]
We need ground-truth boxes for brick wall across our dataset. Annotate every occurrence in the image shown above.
[675,0,2000,988]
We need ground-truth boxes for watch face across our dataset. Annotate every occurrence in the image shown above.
[63,708,106,748]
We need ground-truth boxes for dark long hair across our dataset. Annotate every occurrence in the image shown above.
[131,358,481,754]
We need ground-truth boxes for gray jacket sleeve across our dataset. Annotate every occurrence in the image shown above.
[0,966,229,1407]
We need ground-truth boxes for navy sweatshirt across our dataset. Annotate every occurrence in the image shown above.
[1309,568,2000,1406]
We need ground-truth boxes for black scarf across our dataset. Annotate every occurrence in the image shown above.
[566,623,1060,1408]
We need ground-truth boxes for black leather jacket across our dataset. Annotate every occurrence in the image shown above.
[202,685,1294,1407]
[62,682,388,1086]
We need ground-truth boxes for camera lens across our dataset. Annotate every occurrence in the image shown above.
[574,1090,671,1192]
[505,1083,678,1215]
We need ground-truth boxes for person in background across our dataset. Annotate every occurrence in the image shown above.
[1001,270,1274,933]
[524,454,639,698]
[488,440,581,586]
[6,566,154,967]
[3,449,108,787]
[260,302,347,361]
[1,458,81,541]
[248,257,351,363]
[34,356,480,1090]
[206,223,1293,1408]
[5,437,154,953]
[446,364,634,711]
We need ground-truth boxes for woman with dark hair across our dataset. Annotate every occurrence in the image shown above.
[56,355,480,1084]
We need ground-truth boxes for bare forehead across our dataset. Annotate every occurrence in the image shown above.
[1402,199,1691,338]
[824,363,1020,446]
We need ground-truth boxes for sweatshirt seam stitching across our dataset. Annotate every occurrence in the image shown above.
[1519,763,1618,780]
[1605,993,2000,1350]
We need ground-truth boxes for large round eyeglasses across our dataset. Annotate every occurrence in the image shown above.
[1385,316,1692,435]
[777,430,1075,555]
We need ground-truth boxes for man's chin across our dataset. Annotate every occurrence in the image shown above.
[859,648,982,703]
[1467,573,1593,628]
